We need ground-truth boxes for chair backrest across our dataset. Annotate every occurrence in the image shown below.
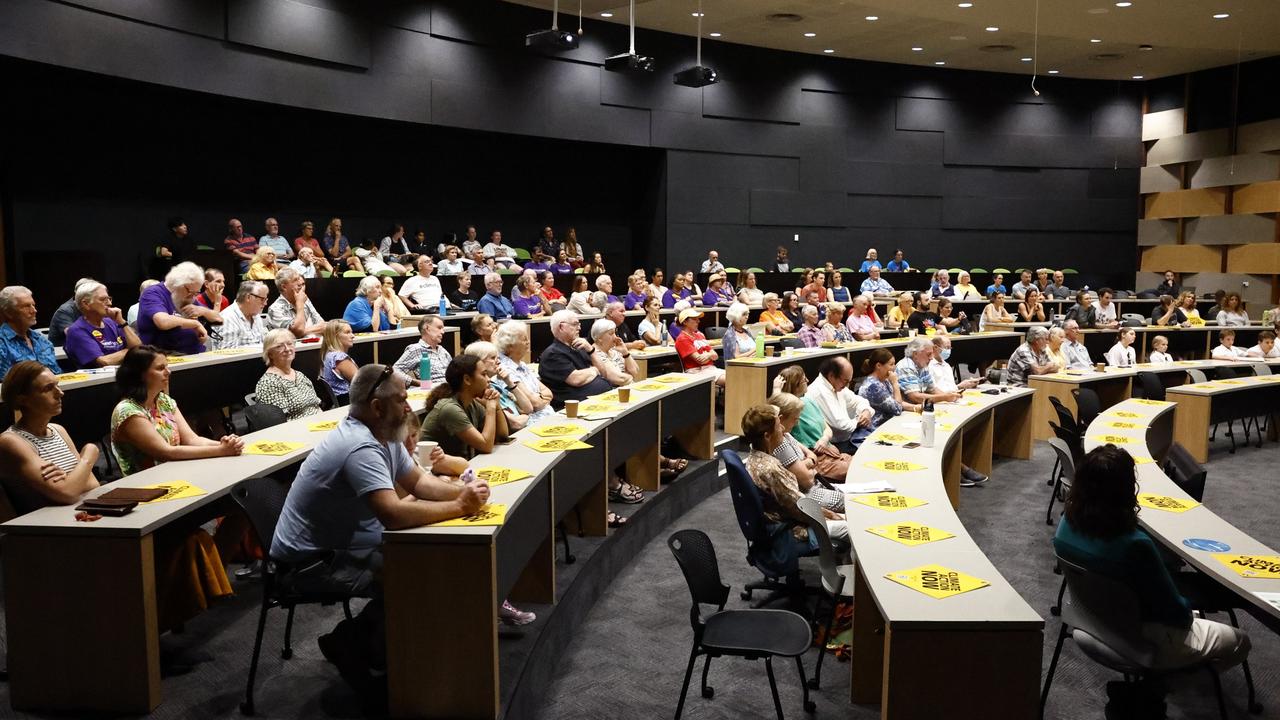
[342,270,367,278]
[1137,371,1165,402]
[722,449,768,546]
[780,337,804,349]
[1048,421,1083,464]
[1120,313,1146,326]
[703,325,728,340]
[1057,554,1158,667]
[1071,387,1100,427]
[1047,396,1079,434]
[244,402,288,433]
[231,475,292,556]
[312,375,338,410]
[1254,362,1273,376]
[795,498,847,594]
[1186,368,1209,384]
[1046,437,1076,489]
[244,393,258,406]
[668,529,731,616]
[1162,441,1207,502]
[95,432,123,484]
[986,367,1007,385]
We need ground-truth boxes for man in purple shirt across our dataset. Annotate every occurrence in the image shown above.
[137,262,209,354]
[63,281,140,368]
[522,248,552,274]
[512,274,548,319]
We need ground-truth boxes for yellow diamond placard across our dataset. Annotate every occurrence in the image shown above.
[864,460,928,473]
[1216,379,1246,385]
[140,481,206,503]
[524,437,593,453]
[866,521,955,547]
[577,400,622,415]
[429,503,508,528]
[1138,494,1201,513]
[529,422,588,438]
[885,564,991,600]
[474,467,533,487]
[654,374,692,384]
[1132,455,1155,465]
[1107,421,1138,430]
[632,382,666,392]
[874,432,915,445]
[1090,434,1134,445]
[407,389,431,401]
[210,348,252,356]
[308,420,339,432]
[244,441,306,456]
[591,391,620,403]
[55,373,91,382]
[1113,411,1144,419]
[849,493,928,512]
[1133,399,1171,406]
[166,356,188,364]
[1212,554,1280,580]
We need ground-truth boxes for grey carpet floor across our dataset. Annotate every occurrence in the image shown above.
[536,438,1280,720]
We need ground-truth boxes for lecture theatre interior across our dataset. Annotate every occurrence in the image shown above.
[4,1,1280,718]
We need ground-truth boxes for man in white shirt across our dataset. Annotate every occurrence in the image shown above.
[859,265,895,295]
[1094,288,1119,328]
[266,268,326,337]
[398,255,443,313]
[288,246,333,278]
[699,250,725,274]
[808,356,873,454]
[927,335,982,392]
[1060,320,1093,370]
[482,231,519,268]
[214,281,269,349]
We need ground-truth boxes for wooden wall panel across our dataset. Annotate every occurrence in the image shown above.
[1226,243,1280,274]
[1233,181,1280,214]
[1143,188,1227,219]
[1142,108,1185,141]
[1139,244,1224,272]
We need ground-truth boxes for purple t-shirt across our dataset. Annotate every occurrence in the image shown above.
[63,316,126,369]
[513,293,545,318]
[624,291,647,310]
[137,284,205,354]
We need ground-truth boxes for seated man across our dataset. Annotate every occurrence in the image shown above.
[859,265,894,296]
[289,246,333,278]
[47,277,97,346]
[482,231,519,269]
[224,217,258,274]
[272,364,490,706]
[700,250,725,274]
[927,335,982,394]
[0,286,60,378]
[1049,270,1072,299]
[259,217,295,264]
[266,268,326,338]
[538,309,614,408]
[63,281,141,369]
[1005,326,1059,386]
[808,356,873,454]
[900,337,987,487]
[398,255,444,314]
[393,315,452,387]
[1060,320,1093,369]
[1010,269,1034,299]
[476,273,514,320]
[213,281,269,349]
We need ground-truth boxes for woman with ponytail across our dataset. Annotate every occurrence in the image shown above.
[420,354,509,459]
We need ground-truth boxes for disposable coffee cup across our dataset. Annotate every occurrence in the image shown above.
[565,400,580,418]
[1095,363,1105,372]
[908,329,918,338]
[618,387,631,403]
[417,440,438,466]
[765,346,775,357]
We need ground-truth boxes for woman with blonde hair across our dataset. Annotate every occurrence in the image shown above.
[380,275,409,326]
[246,246,279,280]
[320,319,357,402]
[256,329,322,420]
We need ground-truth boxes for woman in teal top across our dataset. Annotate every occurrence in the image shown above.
[1054,445,1250,669]
[773,365,851,480]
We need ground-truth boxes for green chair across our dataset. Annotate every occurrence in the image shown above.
[747,267,766,273]
[1061,268,1079,274]
[342,270,366,278]
[497,268,518,275]
[793,267,808,273]
[320,271,332,278]
[992,268,1011,275]
[948,267,963,275]
[838,267,855,273]
[513,248,531,260]
[196,244,215,252]
[1015,268,1030,275]
[723,266,740,274]
[925,268,939,275]
[970,268,988,274]
[376,269,399,277]
[574,267,586,274]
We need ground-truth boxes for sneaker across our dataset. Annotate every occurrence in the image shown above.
[960,467,988,487]
[234,559,263,579]
[499,599,536,626]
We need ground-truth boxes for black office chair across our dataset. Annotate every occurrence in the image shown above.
[1070,387,1101,429]
[1137,371,1165,401]
[94,432,123,484]
[312,376,338,411]
[1045,436,1076,527]
[1047,396,1080,485]
[243,402,287,433]
[703,325,728,341]
[722,449,816,609]
[1187,368,1242,452]
[779,337,805,350]
[668,529,816,720]
[232,476,354,716]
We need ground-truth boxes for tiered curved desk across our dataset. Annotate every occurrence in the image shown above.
[1083,398,1280,633]
[1165,373,1280,461]
[844,387,1042,719]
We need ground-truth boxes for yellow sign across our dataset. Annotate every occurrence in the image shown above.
[1107,421,1138,429]
[632,382,666,392]
[210,348,251,356]
[885,564,991,600]
[1138,494,1201,513]
[865,521,955,547]
[308,420,339,432]
[1089,434,1134,445]
[55,373,91,382]
[166,356,188,364]
[1187,317,1206,326]
[731,356,770,363]
[591,391,620,402]
[407,389,431,401]
[1133,399,1171,406]
[1212,554,1280,580]
[429,503,508,528]
[244,441,306,456]
[1113,411,1143,419]
[654,374,692,384]
[524,437,594,453]
[529,423,588,438]
[849,493,928,512]
[474,467,533,487]
[140,481,206,503]
[874,432,914,445]
[864,460,928,472]
[577,401,622,414]
[938,423,954,432]
[1216,379,1246,385]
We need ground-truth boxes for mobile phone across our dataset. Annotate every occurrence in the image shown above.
[903,442,922,449]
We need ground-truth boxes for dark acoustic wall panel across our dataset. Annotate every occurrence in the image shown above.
[944,132,1142,168]
[848,196,942,229]
[749,191,847,228]
[848,162,945,197]
[848,129,944,164]
[702,80,802,125]
[667,186,750,226]
[897,97,1095,136]
[944,168,1085,199]
[1087,168,1141,199]
[59,0,225,38]
[667,152,799,192]
[227,0,371,68]
[943,197,1134,232]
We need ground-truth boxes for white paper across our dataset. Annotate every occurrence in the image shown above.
[846,481,897,494]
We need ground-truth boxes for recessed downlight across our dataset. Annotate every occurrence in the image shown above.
[600,11,613,17]
[823,49,835,53]
[935,60,946,65]
[865,15,879,21]
[1090,38,1102,43]
[1115,1,1132,6]
[1047,69,1060,74]
[804,32,817,37]
[985,26,999,31]
[958,2,973,7]
[709,32,722,37]
[691,12,704,17]
[912,47,924,52]
[1132,75,1144,79]
[1213,12,1230,19]
[1021,57,1033,62]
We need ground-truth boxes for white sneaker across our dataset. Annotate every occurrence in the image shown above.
[499,599,536,626]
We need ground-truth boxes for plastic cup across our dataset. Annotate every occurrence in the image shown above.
[765,346,775,357]
[417,440,438,466]
[618,387,631,403]
[1095,363,1105,373]
[565,400,580,418]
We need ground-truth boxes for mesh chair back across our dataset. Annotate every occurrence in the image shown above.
[1048,421,1083,465]
[244,402,288,433]
[96,432,124,484]
[986,367,1007,385]
[231,476,292,556]
[668,529,731,612]
[1162,442,1207,502]
[795,498,847,595]
[1137,371,1165,401]
[1058,554,1159,667]
[1046,438,1076,491]
[1254,363,1273,376]
[1121,314,1146,326]
[722,449,768,546]
[312,376,338,410]
[1048,396,1079,434]
[1186,368,1209,384]
[1071,387,1101,427]
[703,325,728,341]
[780,337,804,350]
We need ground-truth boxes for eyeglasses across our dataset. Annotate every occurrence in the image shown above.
[253,293,270,300]
[362,364,395,404]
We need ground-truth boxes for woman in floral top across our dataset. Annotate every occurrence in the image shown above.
[821,303,853,343]
[255,330,322,420]
[855,348,921,429]
[110,346,244,475]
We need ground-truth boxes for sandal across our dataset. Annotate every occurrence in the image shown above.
[607,511,628,528]
[608,482,645,504]
[661,457,689,473]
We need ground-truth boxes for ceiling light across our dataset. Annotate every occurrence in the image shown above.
[1021,57,1033,62]
[823,49,835,53]
[1115,1,1132,6]
[709,32,721,37]
[985,26,999,31]
[1138,44,1153,51]
[1090,38,1102,43]
[600,12,612,17]
[912,47,924,52]
[958,2,973,7]
[935,60,946,65]
[691,12,704,17]
[1213,13,1230,19]
[804,32,817,37]
[865,16,879,21]
[1047,69,1060,74]
[1132,75,1144,79]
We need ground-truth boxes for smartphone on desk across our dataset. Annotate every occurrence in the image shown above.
[902,442,922,449]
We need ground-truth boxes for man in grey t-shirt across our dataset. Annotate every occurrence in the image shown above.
[272,364,489,703]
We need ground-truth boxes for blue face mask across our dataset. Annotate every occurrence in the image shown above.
[941,348,952,361]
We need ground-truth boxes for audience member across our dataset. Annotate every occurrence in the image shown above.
[468,246,492,275]
[840,296,875,341]
[858,348,920,430]
[589,320,637,387]
[807,356,873,453]
[492,321,555,422]
[539,271,566,310]
[721,303,756,361]
[737,271,764,306]
[1105,327,1137,367]
[379,277,408,327]
[1095,287,1119,327]
[137,262,209,354]
[986,273,1007,296]
[662,273,694,309]
[907,293,944,334]
[885,249,910,272]
[936,297,968,333]
[817,302,850,343]
[1006,326,1059,386]
[1247,330,1278,359]
[289,246,330,278]
[1176,291,1202,324]
[1034,269,1053,295]
[1049,270,1072,299]
[859,265,894,295]
[1216,292,1248,326]
[538,310,613,408]
[897,337,962,408]
[1061,320,1093,370]
[765,392,846,511]
[356,240,407,276]
[1046,327,1068,368]
[585,253,607,275]
[64,281,140,369]
[267,267,326,338]
[979,291,1014,331]
[460,225,483,258]
[448,271,479,311]
[1064,290,1097,328]
[343,276,392,332]
[703,274,733,306]
[1017,287,1047,322]
[781,292,803,329]
[773,246,790,272]
[930,269,955,298]
[594,274,619,306]
[952,271,981,300]
[224,218,258,273]
[771,367,853,481]
[534,226,559,261]
[550,250,574,274]
[884,292,915,331]
[802,271,828,303]
[1151,294,1185,327]
[859,248,881,272]
[700,250,725,274]
[194,269,231,312]
[260,217,294,263]
[603,302,643,351]
[512,273,549,319]
[482,231,518,268]
[1010,269,1034,299]
[622,274,647,310]
[471,314,497,343]
[796,304,825,348]
[673,309,724,386]
[1148,335,1173,363]
[246,246,280,280]
[128,279,161,327]
[741,403,848,544]
[379,224,411,258]
[476,273,514,320]
[322,217,362,272]
[561,227,585,267]
[256,329,322,420]
[294,220,324,258]
[1212,328,1249,359]
[1151,270,1180,298]
[155,216,195,275]
[46,277,96,346]
[647,269,668,301]
[463,341,529,431]
[437,246,465,275]
[523,248,552,274]
[638,296,669,346]
[213,281,269,350]
[392,315,451,387]
[927,335,982,392]
[398,255,443,313]
[320,319,356,402]
[758,293,792,335]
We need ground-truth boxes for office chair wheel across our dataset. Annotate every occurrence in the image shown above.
[240,700,256,715]
[281,648,293,660]
[702,686,714,699]
[1049,605,1061,616]
[565,553,576,564]
[804,699,817,713]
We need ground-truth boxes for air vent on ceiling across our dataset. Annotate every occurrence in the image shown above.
[979,44,1017,52]
[1091,53,1125,61]
[766,13,804,23]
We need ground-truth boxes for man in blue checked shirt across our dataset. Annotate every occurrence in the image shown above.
[859,265,895,296]
[0,286,60,379]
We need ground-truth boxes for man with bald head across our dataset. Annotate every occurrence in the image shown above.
[225,217,258,273]
[808,356,874,453]
[538,310,614,408]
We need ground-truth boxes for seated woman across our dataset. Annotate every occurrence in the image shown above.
[380,276,410,326]
[256,329,322,421]
[1017,288,1047,322]
[246,246,279,281]
[0,361,100,514]
[703,274,735,307]
[740,403,848,543]
[979,291,1015,331]
[721,303,757,361]
[1216,292,1248,326]
[1212,328,1249,359]
[1105,327,1137,367]
[622,274,648,311]
[884,291,915,331]
[1046,327,1068,369]
[1148,335,1173,363]
[796,304,825,348]
[421,354,510,460]
[343,276,392,332]
[463,341,530,432]
[674,309,724,386]
[781,291,803,330]
[637,295,669,346]
[568,275,599,314]
[1064,290,1098,329]
[662,272,694,309]
[538,270,567,311]
[768,392,846,512]
[1177,291,1202,324]
[772,366,852,481]
[492,321,556,423]
[737,271,764,306]
[936,297,968,333]
[828,271,852,304]
[857,349,922,427]
[355,239,407,275]
[952,271,981,300]
[758,292,793,335]
[1055,445,1250,672]
[470,313,497,343]
[647,268,667,301]
[822,302,854,343]
[320,319,357,403]
[437,245,465,276]
[590,318,640,387]
[448,271,480,312]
